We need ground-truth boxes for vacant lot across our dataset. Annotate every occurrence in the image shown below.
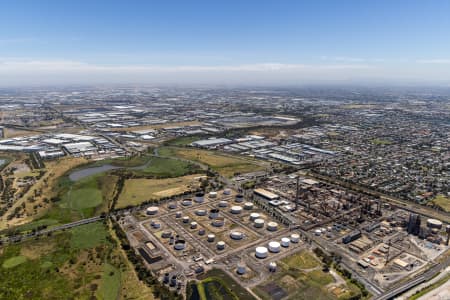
[135,156,200,178]
[159,147,266,177]
[281,250,321,270]
[430,194,450,212]
[117,174,203,208]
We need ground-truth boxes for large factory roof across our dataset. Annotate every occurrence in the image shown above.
[192,138,232,147]
[254,188,280,200]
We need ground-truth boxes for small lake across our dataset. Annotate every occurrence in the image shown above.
[68,164,121,181]
[68,159,152,181]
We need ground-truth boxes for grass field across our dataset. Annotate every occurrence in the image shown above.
[0,221,154,299]
[195,268,256,300]
[281,250,322,269]
[430,194,450,212]
[159,147,266,177]
[135,156,200,178]
[117,174,202,208]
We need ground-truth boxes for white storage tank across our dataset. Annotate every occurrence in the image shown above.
[314,229,321,236]
[254,218,265,228]
[146,206,159,215]
[211,217,225,227]
[255,246,268,259]
[195,209,207,216]
[195,193,205,203]
[268,241,281,253]
[209,209,220,219]
[207,234,216,242]
[198,229,206,236]
[427,219,443,229]
[217,241,225,250]
[190,222,198,229]
[175,211,182,218]
[268,262,277,272]
[281,237,290,247]
[182,216,190,223]
[174,240,186,250]
[231,205,243,214]
[250,213,260,221]
[244,202,254,210]
[223,189,232,195]
[218,201,228,208]
[290,233,300,243]
[167,202,177,209]
[267,222,278,232]
[182,199,192,206]
[230,231,244,240]
[236,262,246,275]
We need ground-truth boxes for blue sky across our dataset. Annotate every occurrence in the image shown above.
[1,0,450,85]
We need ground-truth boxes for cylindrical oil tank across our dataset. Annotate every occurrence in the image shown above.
[182,199,192,206]
[174,240,186,250]
[244,202,254,210]
[281,237,290,247]
[162,231,172,238]
[217,241,225,250]
[198,228,206,236]
[209,191,218,199]
[267,222,278,232]
[250,213,260,221]
[190,222,198,229]
[175,211,182,218]
[235,194,244,203]
[167,202,177,209]
[255,246,268,259]
[195,193,204,203]
[268,241,281,253]
[170,275,177,287]
[231,205,243,214]
[254,218,265,228]
[427,219,443,229]
[223,189,232,195]
[218,201,228,208]
[268,262,277,272]
[195,209,207,216]
[182,216,190,223]
[212,217,225,227]
[236,263,246,275]
[209,208,220,219]
[314,229,321,236]
[146,206,159,215]
[151,222,161,229]
[207,234,216,242]
[230,231,244,240]
[290,233,300,243]
[163,273,170,284]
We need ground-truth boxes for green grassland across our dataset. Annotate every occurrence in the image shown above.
[0,221,153,299]
[159,147,266,177]
[193,268,256,300]
[133,156,201,178]
[254,250,361,300]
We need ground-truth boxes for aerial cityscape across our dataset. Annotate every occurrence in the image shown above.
[1,1,449,300]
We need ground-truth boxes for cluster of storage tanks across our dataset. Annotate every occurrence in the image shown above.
[255,233,300,259]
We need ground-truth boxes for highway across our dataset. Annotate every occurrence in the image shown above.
[375,257,450,300]
[1,215,103,244]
